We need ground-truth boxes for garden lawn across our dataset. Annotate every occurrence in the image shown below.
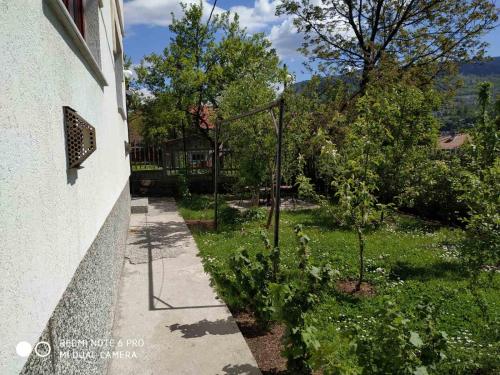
[179,196,500,373]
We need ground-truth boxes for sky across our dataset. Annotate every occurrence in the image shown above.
[123,0,500,83]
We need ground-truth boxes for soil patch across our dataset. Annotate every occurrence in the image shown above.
[232,310,287,374]
[336,280,376,297]
[185,219,215,231]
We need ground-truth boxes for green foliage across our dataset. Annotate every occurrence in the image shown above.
[270,225,337,374]
[136,2,283,146]
[457,83,500,274]
[295,154,323,203]
[177,194,213,220]
[218,205,241,225]
[205,218,337,373]
[346,299,448,375]
[241,207,266,221]
[188,197,499,374]
[206,232,275,328]
[398,155,468,224]
[218,68,284,198]
[278,0,498,95]
[177,171,191,200]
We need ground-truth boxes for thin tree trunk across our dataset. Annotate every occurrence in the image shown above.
[356,226,365,291]
[182,120,188,172]
[251,189,259,207]
[266,176,275,229]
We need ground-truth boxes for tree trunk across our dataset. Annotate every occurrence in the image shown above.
[182,120,188,172]
[356,227,365,291]
[266,173,275,229]
[251,189,259,207]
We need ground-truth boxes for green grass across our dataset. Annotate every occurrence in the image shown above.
[177,195,214,220]
[179,195,500,373]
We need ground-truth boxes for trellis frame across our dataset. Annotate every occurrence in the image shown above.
[213,95,285,274]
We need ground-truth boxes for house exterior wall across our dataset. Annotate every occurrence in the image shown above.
[0,1,130,374]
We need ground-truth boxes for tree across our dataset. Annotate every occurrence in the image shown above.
[136,2,283,143]
[319,88,385,290]
[459,83,500,276]
[368,83,441,203]
[277,0,498,96]
[219,78,279,206]
[124,55,147,141]
[319,81,442,289]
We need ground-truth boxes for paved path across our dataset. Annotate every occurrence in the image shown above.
[108,198,260,375]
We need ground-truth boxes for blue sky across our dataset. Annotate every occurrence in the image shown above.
[124,0,500,82]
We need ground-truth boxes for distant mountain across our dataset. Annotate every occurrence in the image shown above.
[459,56,500,76]
[444,57,500,130]
[294,57,500,131]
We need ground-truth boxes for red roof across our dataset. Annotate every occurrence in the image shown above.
[189,105,215,130]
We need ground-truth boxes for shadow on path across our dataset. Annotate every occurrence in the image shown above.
[169,318,240,338]
[221,363,262,375]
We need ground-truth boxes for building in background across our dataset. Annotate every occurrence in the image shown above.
[0,0,130,373]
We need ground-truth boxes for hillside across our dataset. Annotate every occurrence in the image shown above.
[294,57,500,130]
[459,56,500,76]
[442,57,500,130]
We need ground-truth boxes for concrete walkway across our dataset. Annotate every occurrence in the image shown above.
[108,198,260,375]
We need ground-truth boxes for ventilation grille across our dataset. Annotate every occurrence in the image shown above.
[64,106,96,169]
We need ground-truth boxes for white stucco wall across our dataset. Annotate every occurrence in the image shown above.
[0,1,130,373]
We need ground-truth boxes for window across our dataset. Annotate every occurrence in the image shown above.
[63,0,85,37]
[114,49,125,116]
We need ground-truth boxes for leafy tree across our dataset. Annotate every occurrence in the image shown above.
[319,89,384,290]
[319,81,442,288]
[136,2,282,143]
[124,55,147,141]
[218,71,283,207]
[459,83,500,276]
[277,0,498,95]
[368,84,441,203]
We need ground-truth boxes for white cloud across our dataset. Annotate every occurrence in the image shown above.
[230,0,283,32]
[124,0,224,27]
[124,0,304,62]
[268,17,304,59]
[124,0,283,32]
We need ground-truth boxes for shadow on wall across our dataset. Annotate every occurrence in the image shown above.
[67,168,78,185]
[168,318,240,339]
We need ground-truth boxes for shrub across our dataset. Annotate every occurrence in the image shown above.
[177,171,191,200]
[346,299,448,375]
[205,232,275,328]
[270,225,338,374]
[241,207,266,221]
[219,205,241,225]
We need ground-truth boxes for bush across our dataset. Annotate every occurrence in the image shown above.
[177,172,191,200]
[206,245,274,328]
[219,205,241,225]
[398,155,468,224]
[241,207,266,221]
[345,299,448,375]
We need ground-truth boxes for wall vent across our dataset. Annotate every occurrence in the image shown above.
[64,106,96,169]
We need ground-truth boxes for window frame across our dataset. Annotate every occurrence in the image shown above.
[63,0,85,38]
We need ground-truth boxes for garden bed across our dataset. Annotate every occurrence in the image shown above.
[233,310,287,374]
[180,195,500,374]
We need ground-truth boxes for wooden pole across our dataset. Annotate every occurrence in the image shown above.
[214,118,220,231]
[273,96,285,275]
